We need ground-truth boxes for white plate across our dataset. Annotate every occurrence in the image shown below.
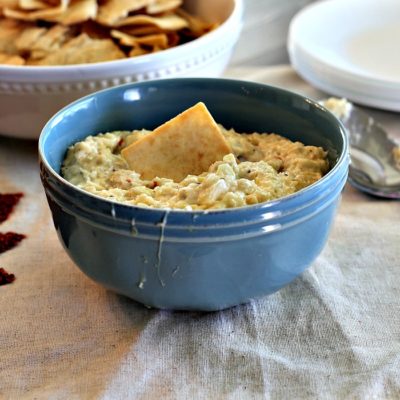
[287,0,400,111]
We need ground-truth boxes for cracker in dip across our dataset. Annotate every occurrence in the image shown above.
[62,120,329,210]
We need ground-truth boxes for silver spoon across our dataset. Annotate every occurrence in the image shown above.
[322,99,400,199]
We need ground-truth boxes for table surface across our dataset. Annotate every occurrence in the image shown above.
[1,65,400,400]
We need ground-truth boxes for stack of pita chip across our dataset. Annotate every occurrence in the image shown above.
[0,0,217,65]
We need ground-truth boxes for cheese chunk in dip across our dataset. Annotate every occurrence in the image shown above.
[62,127,329,210]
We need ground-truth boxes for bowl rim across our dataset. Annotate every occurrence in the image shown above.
[0,0,243,77]
[38,77,349,216]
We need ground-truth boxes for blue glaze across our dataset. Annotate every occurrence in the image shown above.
[39,78,349,311]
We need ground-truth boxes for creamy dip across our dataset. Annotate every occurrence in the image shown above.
[321,97,352,120]
[62,127,329,210]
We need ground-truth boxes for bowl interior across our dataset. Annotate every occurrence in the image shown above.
[40,78,346,176]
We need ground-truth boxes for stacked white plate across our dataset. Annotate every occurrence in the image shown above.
[287,0,400,111]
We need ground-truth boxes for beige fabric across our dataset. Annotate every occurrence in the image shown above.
[1,66,400,399]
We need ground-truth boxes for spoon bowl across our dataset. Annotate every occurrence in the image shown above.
[322,98,400,199]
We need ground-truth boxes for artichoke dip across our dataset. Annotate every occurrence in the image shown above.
[62,126,329,210]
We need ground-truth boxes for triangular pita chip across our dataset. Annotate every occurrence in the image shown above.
[17,25,75,59]
[14,25,47,52]
[96,0,150,26]
[0,0,19,8]
[46,0,97,25]
[0,51,24,64]
[33,33,125,65]
[3,0,68,21]
[114,13,188,30]
[0,18,30,54]
[119,25,163,36]
[146,0,182,14]
[18,0,52,10]
[111,29,168,49]
[121,102,231,182]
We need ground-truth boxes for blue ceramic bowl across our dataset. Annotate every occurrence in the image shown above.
[39,78,349,311]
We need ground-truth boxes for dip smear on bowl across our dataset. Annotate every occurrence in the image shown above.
[62,103,329,210]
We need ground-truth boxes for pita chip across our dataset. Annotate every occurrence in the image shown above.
[121,102,231,182]
[0,51,24,64]
[3,0,68,21]
[146,0,182,14]
[111,29,168,49]
[96,0,150,26]
[34,33,125,65]
[114,13,188,30]
[46,0,97,25]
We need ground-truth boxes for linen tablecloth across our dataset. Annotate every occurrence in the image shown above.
[1,66,399,399]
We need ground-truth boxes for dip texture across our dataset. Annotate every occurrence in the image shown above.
[62,127,329,210]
